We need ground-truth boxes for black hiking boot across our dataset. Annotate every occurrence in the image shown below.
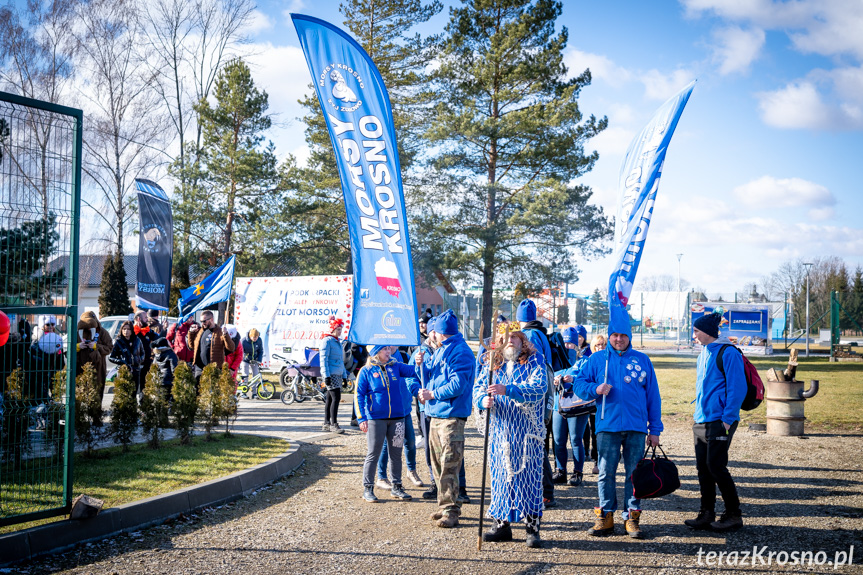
[525,517,542,548]
[457,487,471,504]
[391,483,412,500]
[422,482,438,500]
[482,521,513,542]
[363,486,378,503]
[568,472,583,487]
[684,509,716,530]
[551,469,567,484]
[710,511,743,532]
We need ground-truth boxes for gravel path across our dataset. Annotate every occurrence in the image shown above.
[11,412,863,575]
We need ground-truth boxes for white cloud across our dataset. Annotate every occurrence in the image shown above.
[732,176,835,210]
[565,49,632,87]
[282,0,307,23]
[640,68,696,100]
[712,25,765,75]
[588,125,636,159]
[246,10,274,35]
[681,0,863,130]
[755,80,858,130]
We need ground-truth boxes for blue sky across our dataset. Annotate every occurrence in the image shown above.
[238,0,863,296]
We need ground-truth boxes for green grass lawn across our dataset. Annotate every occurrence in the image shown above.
[2,434,290,534]
[652,355,863,431]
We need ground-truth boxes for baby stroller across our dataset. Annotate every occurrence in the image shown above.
[278,348,324,405]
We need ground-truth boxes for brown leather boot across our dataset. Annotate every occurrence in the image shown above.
[588,507,614,536]
[625,510,643,539]
[430,511,443,521]
[436,512,459,528]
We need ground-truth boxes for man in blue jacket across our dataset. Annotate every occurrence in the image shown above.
[685,311,747,532]
[573,318,662,539]
[415,309,475,528]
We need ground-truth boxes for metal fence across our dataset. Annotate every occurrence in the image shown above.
[0,91,81,527]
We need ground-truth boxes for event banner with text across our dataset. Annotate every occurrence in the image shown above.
[292,14,420,346]
[234,275,352,368]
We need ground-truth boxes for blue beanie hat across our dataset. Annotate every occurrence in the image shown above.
[516,299,536,322]
[561,327,577,343]
[575,325,588,344]
[693,310,722,339]
[367,344,388,357]
[435,309,459,336]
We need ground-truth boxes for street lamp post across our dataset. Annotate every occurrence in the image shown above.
[803,262,813,357]
[676,253,683,347]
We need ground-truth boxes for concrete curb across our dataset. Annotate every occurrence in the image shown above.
[0,439,304,567]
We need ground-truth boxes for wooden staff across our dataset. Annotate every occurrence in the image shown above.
[478,322,507,551]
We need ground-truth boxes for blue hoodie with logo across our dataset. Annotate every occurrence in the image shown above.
[356,360,419,423]
[572,346,663,436]
[415,332,475,419]
[694,337,748,425]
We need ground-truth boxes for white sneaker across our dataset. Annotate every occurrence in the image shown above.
[375,477,392,490]
[407,469,424,487]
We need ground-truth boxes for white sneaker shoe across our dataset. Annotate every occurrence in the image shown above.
[407,469,424,487]
[375,477,392,490]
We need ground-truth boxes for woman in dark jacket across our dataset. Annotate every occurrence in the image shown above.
[109,321,145,388]
[151,337,178,399]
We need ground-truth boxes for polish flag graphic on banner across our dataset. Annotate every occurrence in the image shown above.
[374,257,401,298]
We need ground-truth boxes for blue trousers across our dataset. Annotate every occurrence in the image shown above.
[552,411,589,473]
[378,413,417,476]
[597,430,646,519]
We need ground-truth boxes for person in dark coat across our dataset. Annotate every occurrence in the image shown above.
[240,329,264,378]
[151,337,178,400]
[133,311,157,393]
[109,320,145,386]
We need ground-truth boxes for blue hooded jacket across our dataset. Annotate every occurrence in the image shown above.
[572,346,663,436]
[694,337,748,425]
[356,360,419,423]
[416,332,475,419]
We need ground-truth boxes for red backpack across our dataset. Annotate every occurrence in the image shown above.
[716,344,764,411]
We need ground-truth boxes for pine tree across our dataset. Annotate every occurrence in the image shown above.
[172,361,197,444]
[196,363,222,440]
[110,365,138,451]
[0,214,65,306]
[98,251,133,317]
[217,366,237,436]
[194,58,279,264]
[140,364,168,448]
[422,0,611,330]
[75,363,102,456]
[587,288,609,326]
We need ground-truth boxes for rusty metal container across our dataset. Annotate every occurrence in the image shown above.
[764,379,819,436]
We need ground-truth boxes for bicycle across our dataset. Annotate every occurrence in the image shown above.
[236,360,276,401]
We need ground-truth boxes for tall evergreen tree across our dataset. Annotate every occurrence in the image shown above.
[99,251,133,317]
[421,0,612,329]
[0,214,64,306]
[269,0,442,275]
[587,288,608,326]
[195,57,279,264]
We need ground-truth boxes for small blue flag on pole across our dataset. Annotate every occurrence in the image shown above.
[178,256,236,321]
[607,81,695,338]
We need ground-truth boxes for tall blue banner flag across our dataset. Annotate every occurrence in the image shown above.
[135,178,173,311]
[178,256,236,321]
[291,14,420,346]
[608,81,695,336]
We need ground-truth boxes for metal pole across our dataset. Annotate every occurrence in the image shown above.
[804,263,813,357]
[676,254,682,347]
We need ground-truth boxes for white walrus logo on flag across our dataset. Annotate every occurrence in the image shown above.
[374,257,401,298]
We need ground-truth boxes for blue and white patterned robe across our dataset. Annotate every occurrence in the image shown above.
[474,352,547,523]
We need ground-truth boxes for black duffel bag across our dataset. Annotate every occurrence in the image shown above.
[630,445,680,499]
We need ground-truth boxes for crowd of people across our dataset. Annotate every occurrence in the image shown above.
[0,296,748,547]
[339,300,747,548]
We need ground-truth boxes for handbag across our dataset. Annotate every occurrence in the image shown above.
[630,445,680,499]
[557,390,596,418]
